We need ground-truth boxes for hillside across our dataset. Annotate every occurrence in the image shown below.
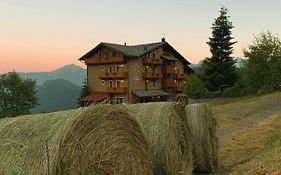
[209,92,281,174]
[19,64,86,87]
[32,79,81,113]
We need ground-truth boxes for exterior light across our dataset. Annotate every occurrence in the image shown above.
[174,80,177,82]
[120,65,124,67]
[121,80,124,83]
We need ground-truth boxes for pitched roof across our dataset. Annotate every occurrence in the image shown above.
[102,42,165,57]
[83,93,110,102]
[79,40,193,72]
[79,41,166,60]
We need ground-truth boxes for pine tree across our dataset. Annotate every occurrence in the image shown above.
[202,7,237,92]
[77,80,90,107]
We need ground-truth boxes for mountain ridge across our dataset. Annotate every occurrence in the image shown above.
[19,64,86,87]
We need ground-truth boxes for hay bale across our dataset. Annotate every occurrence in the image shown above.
[52,105,154,175]
[185,103,218,173]
[0,105,154,175]
[125,102,193,175]
[0,109,81,175]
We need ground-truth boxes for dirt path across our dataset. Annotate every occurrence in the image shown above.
[207,92,281,174]
[209,93,281,139]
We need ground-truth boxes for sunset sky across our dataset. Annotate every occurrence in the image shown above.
[1,0,281,73]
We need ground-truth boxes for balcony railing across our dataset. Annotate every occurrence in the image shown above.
[105,87,127,94]
[98,72,127,79]
[143,72,163,79]
[163,66,176,74]
[176,73,188,79]
[162,79,176,88]
[84,56,124,65]
[143,57,163,65]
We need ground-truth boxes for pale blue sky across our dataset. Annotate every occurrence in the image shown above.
[1,0,281,72]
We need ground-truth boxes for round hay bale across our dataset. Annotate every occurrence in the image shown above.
[125,102,193,175]
[185,103,218,173]
[52,105,154,175]
[0,109,81,175]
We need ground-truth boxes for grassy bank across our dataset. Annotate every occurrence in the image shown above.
[209,92,281,174]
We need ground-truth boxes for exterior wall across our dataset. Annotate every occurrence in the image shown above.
[127,57,146,103]
[87,65,104,92]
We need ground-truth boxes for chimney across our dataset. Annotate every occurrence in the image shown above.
[161,37,165,42]
[124,42,127,46]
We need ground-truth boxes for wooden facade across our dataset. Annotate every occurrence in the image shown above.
[79,39,192,104]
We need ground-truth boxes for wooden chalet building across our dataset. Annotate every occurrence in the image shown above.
[79,38,193,104]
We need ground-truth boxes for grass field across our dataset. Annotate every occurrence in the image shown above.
[208,92,281,174]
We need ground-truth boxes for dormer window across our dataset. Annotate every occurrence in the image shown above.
[151,52,157,59]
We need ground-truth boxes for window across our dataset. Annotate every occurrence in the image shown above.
[116,65,121,72]
[108,66,113,72]
[109,80,114,87]
[151,52,157,58]
[112,51,117,57]
[177,68,181,74]
[101,80,105,85]
[101,66,105,71]
[146,65,152,71]
[116,80,121,87]
[97,50,101,57]
[115,97,124,104]
[153,80,156,87]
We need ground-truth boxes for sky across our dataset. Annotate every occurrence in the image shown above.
[1,0,281,73]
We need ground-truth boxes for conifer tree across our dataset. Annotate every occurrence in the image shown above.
[202,7,237,92]
[77,79,90,107]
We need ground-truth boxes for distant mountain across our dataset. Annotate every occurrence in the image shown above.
[189,58,246,73]
[19,64,86,87]
[234,57,246,68]
[32,79,81,113]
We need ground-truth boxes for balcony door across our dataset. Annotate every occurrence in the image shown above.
[109,80,114,88]
[116,80,121,88]
[115,65,121,72]
[108,66,113,72]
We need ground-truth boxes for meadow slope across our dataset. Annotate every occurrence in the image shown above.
[209,92,281,174]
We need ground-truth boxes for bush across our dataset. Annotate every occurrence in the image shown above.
[184,74,208,98]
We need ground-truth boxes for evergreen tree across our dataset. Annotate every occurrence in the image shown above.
[202,7,237,92]
[77,80,90,107]
[0,72,38,117]
[243,31,281,93]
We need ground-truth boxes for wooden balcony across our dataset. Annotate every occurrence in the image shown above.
[176,86,184,92]
[143,72,163,79]
[162,79,176,88]
[105,87,127,94]
[98,72,127,79]
[84,56,124,65]
[143,57,163,65]
[163,66,176,74]
[176,73,188,79]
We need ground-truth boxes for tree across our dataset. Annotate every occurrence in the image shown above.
[202,7,237,92]
[0,72,38,117]
[184,74,207,98]
[243,31,281,93]
[77,79,90,107]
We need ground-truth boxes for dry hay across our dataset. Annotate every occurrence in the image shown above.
[0,109,81,175]
[125,102,193,175]
[0,105,154,175]
[52,105,154,175]
[185,103,218,173]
